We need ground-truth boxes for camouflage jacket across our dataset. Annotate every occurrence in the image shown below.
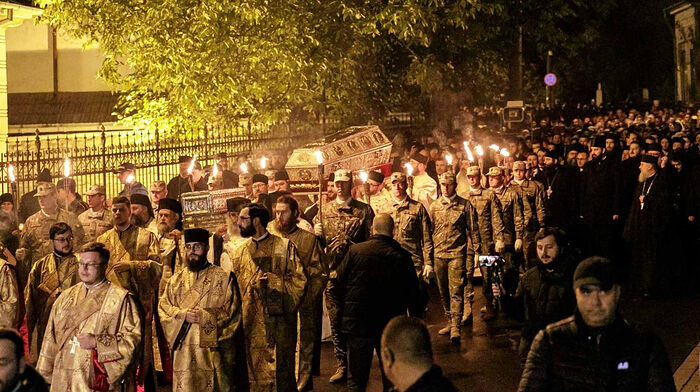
[491,184,526,245]
[391,197,434,268]
[513,178,547,232]
[428,195,481,259]
[458,187,504,253]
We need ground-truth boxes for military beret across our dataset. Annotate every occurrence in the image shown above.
[574,256,618,290]
[367,171,384,184]
[184,228,209,244]
[56,178,77,192]
[327,172,335,182]
[158,198,182,214]
[252,173,269,184]
[115,162,136,173]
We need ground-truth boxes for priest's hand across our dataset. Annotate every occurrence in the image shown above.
[171,229,182,241]
[78,333,96,349]
[186,308,202,324]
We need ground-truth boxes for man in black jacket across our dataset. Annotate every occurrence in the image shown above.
[518,256,676,392]
[335,214,421,392]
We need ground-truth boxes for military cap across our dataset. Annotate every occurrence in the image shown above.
[239,173,252,186]
[367,171,384,184]
[592,136,606,149]
[0,193,13,204]
[390,172,407,183]
[178,155,193,163]
[574,256,618,290]
[226,197,250,213]
[640,154,658,164]
[334,169,352,182]
[184,228,209,244]
[130,193,151,208]
[438,171,456,184]
[158,198,182,214]
[274,171,290,181]
[150,180,166,192]
[466,166,481,177]
[513,161,527,171]
[486,167,504,177]
[34,182,57,197]
[252,173,268,184]
[409,153,429,165]
[85,184,106,196]
[115,162,136,173]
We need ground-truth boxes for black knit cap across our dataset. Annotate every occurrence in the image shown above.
[574,256,618,290]
[0,193,13,204]
[158,198,182,214]
[184,228,209,244]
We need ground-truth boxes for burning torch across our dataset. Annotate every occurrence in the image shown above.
[445,154,454,173]
[187,154,198,192]
[464,142,475,163]
[314,150,324,232]
[239,162,249,174]
[404,162,414,199]
[475,145,485,172]
[259,156,269,170]
[63,157,70,193]
[7,164,19,225]
[125,173,135,198]
[499,148,510,167]
[359,170,370,204]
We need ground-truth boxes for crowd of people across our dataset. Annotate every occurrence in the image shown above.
[0,101,693,392]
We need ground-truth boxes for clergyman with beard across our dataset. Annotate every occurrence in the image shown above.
[533,150,577,234]
[227,203,307,391]
[155,198,186,289]
[130,193,157,234]
[159,228,242,391]
[623,154,671,297]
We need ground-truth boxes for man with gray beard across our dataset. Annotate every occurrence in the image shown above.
[623,154,670,296]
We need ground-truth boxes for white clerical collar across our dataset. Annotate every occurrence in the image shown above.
[336,197,352,206]
[442,193,457,202]
[253,232,270,242]
[83,278,108,290]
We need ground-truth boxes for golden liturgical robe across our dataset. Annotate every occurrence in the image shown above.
[25,253,80,363]
[97,225,161,384]
[36,281,141,391]
[229,234,307,392]
[0,258,19,329]
[159,263,242,391]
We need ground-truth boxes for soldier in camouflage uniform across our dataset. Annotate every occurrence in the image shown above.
[511,161,547,268]
[486,166,526,308]
[457,166,505,322]
[389,172,434,310]
[17,183,85,286]
[429,171,480,342]
[78,185,114,243]
[313,169,374,383]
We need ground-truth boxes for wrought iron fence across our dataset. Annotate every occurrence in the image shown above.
[0,112,427,205]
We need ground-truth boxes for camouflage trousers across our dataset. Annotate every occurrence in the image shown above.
[325,279,347,369]
[435,257,465,324]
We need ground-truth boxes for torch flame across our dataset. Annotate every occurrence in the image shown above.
[126,174,135,184]
[313,150,323,164]
[489,144,500,152]
[8,165,15,183]
[464,142,475,162]
[212,163,219,178]
[445,154,453,165]
[239,163,249,174]
[260,156,269,170]
[63,157,70,178]
[475,145,484,157]
[500,148,510,157]
[187,154,198,175]
[404,162,414,176]
[359,170,368,183]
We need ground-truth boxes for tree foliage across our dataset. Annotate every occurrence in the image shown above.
[36,0,614,130]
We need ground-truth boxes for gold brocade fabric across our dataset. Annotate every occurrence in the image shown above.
[228,234,307,392]
[24,253,80,363]
[36,281,141,392]
[159,264,241,392]
[0,258,19,329]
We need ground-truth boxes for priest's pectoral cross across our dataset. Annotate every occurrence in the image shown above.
[69,336,80,354]
[546,187,553,199]
[639,195,645,210]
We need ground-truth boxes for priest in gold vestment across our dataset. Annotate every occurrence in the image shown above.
[229,203,307,392]
[97,196,161,389]
[0,253,19,329]
[159,228,242,392]
[36,242,141,391]
[25,223,80,364]
[268,195,327,391]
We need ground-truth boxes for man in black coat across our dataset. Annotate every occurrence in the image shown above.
[534,150,578,234]
[518,257,676,392]
[335,214,422,392]
[579,136,621,258]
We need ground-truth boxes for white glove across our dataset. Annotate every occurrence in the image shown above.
[422,265,434,282]
[491,283,501,297]
[313,223,323,236]
[514,239,523,253]
[495,239,505,253]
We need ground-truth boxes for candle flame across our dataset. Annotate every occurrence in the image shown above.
[500,148,510,157]
[489,144,500,152]
[475,145,484,157]
[126,174,135,184]
[239,163,248,174]
[404,162,414,176]
[8,165,15,183]
[187,154,198,175]
[64,157,70,178]
[259,156,269,170]
[445,154,453,165]
[19,223,23,232]
[313,150,323,164]
[359,170,368,183]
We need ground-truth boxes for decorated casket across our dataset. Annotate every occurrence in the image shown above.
[285,125,393,194]
[181,187,247,232]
